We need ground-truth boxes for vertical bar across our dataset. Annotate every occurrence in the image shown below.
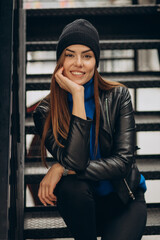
[132,0,138,4]
[0,0,13,239]
[9,0,20,238]
[8,0,25,239]
[134,88,137,113]
[16,5,26,240]
[134,88,138,155]
[134,50,138,72]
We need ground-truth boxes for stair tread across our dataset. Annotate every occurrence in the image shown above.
[26,39,160,51]
[135,115,160,124]
[24,208,160,237]
[26,72,160,89]
[26,5,160,17]
[137,158,160,172]
[25,114,160,128]
[26,74,160,83]
[26,78,160,90]
[25,154,160,162]
[24,210,66,230]
[26,39,160,44]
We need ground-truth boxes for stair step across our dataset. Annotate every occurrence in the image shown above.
[136,158,160,180]
[135,114,160,131]
[24,208,71,239]
[26,73,160,90]
[25,113,160,135]
[25,155,160,163]
[26,39,160,51]
[26,6,160,42]
[24,207,160,238]
[25,202,160,211]
[25,156,160,184]
[26,6,160,17]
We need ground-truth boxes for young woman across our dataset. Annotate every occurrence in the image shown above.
[33,19,147,240]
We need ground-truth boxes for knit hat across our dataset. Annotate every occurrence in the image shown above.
[56,19,100,67]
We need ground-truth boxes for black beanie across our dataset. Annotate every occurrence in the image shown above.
[56,19,100,67]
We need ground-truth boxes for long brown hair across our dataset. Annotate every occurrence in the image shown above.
[41,50,123,168]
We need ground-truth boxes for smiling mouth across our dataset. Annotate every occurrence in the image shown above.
[71,71,85,76]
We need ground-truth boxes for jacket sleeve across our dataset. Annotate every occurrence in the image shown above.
[33,99,92,171]
[77,87,136,181]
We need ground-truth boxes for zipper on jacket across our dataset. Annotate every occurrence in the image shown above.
[105,98,111,130]
[124,178,135,200]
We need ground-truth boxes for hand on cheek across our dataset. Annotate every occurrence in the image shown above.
[55,67,84,96]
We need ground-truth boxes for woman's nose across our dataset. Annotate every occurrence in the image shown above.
[74,56,83,67]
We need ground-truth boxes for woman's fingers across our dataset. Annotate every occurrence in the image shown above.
[55,67,64,84]
[55,67,70,90]
[38,163,63,206]
[45,185,54,206]
[38,183,47,206]
[48,187,57,201]
[55,67,83,94]
[38,182,56,206]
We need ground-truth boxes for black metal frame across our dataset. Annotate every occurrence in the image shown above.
[0,0,25,239]
[14,3,26,240]
[0,0,14,239]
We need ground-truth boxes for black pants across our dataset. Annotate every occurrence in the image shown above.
[55,175,147,240]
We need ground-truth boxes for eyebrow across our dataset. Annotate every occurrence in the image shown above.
[66,48,92,53]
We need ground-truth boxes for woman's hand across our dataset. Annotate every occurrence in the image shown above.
[38,163,64,206]
[55,67,87,120]
[55,66,84,96]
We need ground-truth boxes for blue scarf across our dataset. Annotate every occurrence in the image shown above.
[68,78,114,195]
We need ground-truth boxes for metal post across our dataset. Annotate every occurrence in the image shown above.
[13,1,26,239]
[0,0,13,239]
[16,6,26,239]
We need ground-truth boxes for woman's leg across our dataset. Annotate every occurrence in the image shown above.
[55,175,97,240]
[98,188,147,240]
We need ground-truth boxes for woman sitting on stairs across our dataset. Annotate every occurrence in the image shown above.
[33,19,147,240]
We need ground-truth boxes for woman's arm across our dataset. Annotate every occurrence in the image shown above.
[55,67,87,120]
[77,87,136,181]
[38,162,76,206]
[33,104,92,172]
[33,67,92,171]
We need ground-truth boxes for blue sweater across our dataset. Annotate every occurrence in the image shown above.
[68,78,147,195]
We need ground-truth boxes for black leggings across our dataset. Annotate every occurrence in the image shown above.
[55,175,147,240]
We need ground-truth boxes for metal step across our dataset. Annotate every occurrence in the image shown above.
[25,155,160,184]
[26,39,160,51]
[26,72,160,90]
[26,6,160,17]
[24,207,160,239]
[25,113,160,135]
[26,6,160,42]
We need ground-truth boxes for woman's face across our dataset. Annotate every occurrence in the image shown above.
[63,44,96,85]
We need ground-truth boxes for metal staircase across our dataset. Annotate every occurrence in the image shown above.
[22,5,160,239]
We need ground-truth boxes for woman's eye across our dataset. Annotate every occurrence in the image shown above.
[84,55,92,59]
[65,54,74,58]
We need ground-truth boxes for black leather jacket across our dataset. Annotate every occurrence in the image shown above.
[33,86,141,204]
